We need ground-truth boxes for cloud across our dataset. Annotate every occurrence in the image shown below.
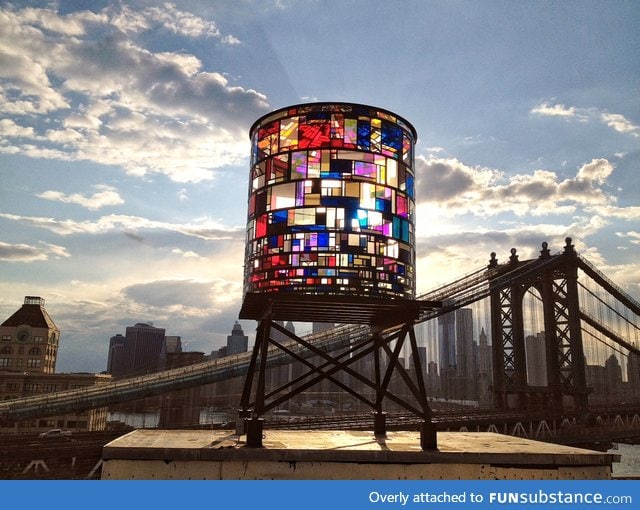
[530,102,579,118]
[172,248,203,259]
[600,112,640,137]
[36,185,125,210]
[0,212,244,241]
[0,241,69,262]
[0,118,37,138]
[122,278,241,317]
[108,2,239,42]
[414,224,602,292]
[415,156,616,217]
[616,231,640,245]
[177,188,189,202]
[0,4,269,182]
[530,101,639,137]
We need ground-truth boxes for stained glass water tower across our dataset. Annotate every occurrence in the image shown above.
[238,103,439,449]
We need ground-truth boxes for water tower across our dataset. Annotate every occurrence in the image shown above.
[238,103,439,449]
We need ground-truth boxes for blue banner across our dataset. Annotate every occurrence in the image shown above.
[2,480,640,510]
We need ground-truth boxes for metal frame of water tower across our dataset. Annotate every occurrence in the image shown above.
[238,293,441,449]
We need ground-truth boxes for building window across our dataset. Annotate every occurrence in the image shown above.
[28,347,41,355]
[25,384,41,392]
[5,383,19,391]
[42,384,57,392]
[1,335,10,342]
[0,346,12,354]
[16,358,23,367]
[27,359,42,368]
[34,336,44,343]
[0,358,11,368]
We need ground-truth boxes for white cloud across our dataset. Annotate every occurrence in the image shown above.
[531,101,639,137]
[177,188,189,202]
[0,118,36,138]
[172,248,202,259]
[530,102,577,118]
[600,112,640,137]
[415,156,616,217]
[0,4,268,182]
[0,212,244,240]
[108,2,239,42]
[36,185,125,210]
[0,241,69,262]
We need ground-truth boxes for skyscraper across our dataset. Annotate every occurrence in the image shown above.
[438,307,475,399]
[455,308,474,380]
[107,323,166,377]
[525,332,547,386]
[226,322,248,356]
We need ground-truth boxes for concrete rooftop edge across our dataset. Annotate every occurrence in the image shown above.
[102,429,619,467]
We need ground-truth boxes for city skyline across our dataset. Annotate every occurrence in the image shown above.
[1,1,639,373]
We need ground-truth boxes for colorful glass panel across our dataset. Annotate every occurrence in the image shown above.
[245,103,417,299]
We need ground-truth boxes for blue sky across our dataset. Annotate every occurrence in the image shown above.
[1,0,639,373]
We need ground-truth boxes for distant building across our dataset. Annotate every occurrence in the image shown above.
[0,296,60,374]
[438,307,475,399]
[165,336,183,354]
[627,353,640,400]
[476,327,493,404]
[106,334,126,375]
[525,332,547,386]
[226,322,248,356]
[604,354,623,394]
[0,371,111,435]
[312,322,334,334]
[0,296,111,435]
[107,323,166,377]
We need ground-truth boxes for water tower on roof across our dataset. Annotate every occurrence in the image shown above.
[238,103,439,449]
[240,102,427,326]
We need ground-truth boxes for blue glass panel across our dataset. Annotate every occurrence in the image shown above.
[406,174,414,199]
[272,210,288,223]
[381,122,403,150]
[401,220,409,242]
[305,112,331,122]
[357,121,370,149]
[375,198,391,213]
[392,217,400,239]
[317,232,329,247]
[320,169,342,179]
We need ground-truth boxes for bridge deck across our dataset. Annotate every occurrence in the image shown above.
[102,429,619,480]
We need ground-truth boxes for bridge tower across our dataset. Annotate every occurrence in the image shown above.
[489,238,588,412]
[238,102,439,449]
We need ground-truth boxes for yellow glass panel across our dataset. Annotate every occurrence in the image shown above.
[360,183,376,209]
[305,194,321,206]
[280,117,299,148]
[344,182,360,197]
[386,158,398,187]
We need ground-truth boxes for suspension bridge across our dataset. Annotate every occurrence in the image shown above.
[1,237,639,445]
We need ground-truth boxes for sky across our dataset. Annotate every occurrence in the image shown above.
[1,0,639,373]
